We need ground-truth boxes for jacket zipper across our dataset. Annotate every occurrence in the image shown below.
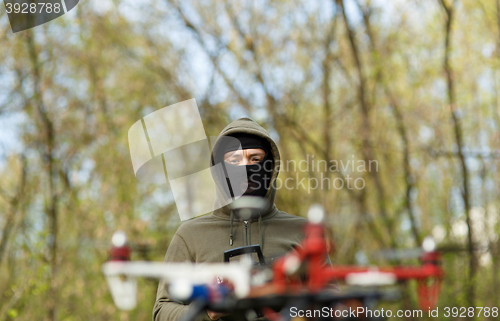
[244,220,249,245]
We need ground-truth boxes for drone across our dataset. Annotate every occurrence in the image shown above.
[102,198,444,320]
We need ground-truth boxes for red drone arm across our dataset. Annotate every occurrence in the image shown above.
[272,221,444,309]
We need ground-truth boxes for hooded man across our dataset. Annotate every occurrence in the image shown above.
[153,118,308,321]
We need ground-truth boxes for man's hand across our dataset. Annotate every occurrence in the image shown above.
[207,310,228,320]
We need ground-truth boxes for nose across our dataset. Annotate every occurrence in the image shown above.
[239,151,251,165]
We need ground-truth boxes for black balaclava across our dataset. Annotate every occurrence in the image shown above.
[213,134,274,199]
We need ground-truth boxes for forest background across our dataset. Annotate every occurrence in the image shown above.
[1,0,499,320]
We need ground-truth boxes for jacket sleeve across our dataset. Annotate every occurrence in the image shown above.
[152,234,212,321]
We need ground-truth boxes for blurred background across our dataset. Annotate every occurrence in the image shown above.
[0,0,499,320]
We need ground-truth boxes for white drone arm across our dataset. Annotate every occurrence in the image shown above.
[102,261,251,310]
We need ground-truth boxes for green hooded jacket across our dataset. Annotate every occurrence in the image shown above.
[153,118,307,321]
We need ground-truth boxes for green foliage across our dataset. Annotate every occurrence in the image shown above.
[0,0,499,320]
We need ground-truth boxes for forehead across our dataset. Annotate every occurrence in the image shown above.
[224,148,266,157]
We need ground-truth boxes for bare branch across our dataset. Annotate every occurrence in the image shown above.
[337,0,394,246]
[0,154,27,266]
[26,29,59,321]
[438,0,476,307]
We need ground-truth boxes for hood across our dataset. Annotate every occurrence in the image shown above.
[210,117,280,219]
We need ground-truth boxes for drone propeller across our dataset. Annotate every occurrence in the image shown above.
[364,236,435,262]
[371,248,424,261]
[372,241,489,261]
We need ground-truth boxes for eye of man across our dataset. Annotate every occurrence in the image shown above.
[224,148,266,165]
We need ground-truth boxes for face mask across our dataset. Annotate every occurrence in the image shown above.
[213,135,274,199]
[223,152,273,197]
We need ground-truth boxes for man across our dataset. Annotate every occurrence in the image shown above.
[153,117,308,321]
